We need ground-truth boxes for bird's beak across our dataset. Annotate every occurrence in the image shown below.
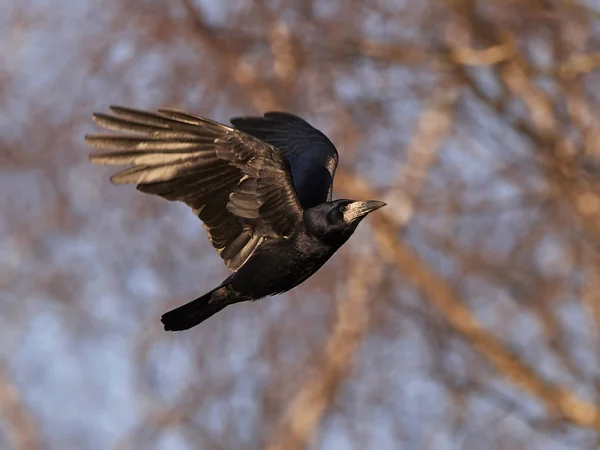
[343,200,387,223]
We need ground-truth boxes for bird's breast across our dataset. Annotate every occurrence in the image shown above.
[231,233,338,298]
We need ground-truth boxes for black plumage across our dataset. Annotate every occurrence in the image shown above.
[231,112,338,209]
[86,107,385,331]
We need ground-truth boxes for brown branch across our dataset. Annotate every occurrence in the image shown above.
[444,5,600,245]
[451,43,515,66]
[389,84,458,225]
[266,86,457,450]
[0,364,40,450]
[266,253,383,450]
[334,169,600,431]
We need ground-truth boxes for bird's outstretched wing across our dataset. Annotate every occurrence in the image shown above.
[86,106,303,272]
[230,112,338,209]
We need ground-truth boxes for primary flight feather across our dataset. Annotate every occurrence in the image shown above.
[86,106,385,331]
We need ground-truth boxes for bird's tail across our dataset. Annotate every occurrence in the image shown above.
[161,286,229,331]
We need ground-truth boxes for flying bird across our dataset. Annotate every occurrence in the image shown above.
[86,107,385,331]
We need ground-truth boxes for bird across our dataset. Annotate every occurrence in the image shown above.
[86,106,386,331]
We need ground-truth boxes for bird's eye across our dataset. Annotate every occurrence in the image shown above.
[339,205,347,212]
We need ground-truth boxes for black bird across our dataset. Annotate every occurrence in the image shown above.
[86,107,386,331]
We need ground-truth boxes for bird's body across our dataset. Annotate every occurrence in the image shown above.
[86,107,385,331]
[162,232,338,330]
[230,231,335,298]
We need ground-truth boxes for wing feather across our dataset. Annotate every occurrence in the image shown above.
[87,106,303,271]
[230,112,339,209]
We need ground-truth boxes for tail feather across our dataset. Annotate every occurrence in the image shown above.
[161,288,228,331]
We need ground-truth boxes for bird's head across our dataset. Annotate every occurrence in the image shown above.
[304,199,386,247]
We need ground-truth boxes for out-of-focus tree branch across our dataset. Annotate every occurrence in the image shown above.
[389,85,459,225]
[266,89,457,448]
[446,0,600,245]
[0,364,40,450]
[335,169,600,431]
[266,252,383,450]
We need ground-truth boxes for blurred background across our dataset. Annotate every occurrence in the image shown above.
[3,0,600,449]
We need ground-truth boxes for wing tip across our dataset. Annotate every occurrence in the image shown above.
[87,151,100,162]
[108,105,132,114]
[85,134,129,150]
[109,173,135,184]
[85,134,103,148]
[90,112,116,126]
